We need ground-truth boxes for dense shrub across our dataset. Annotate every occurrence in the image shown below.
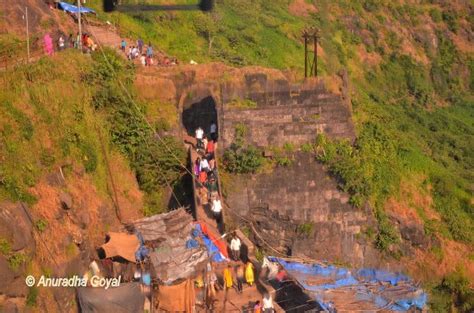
[223,124,264,174]
[89,49,186,213]
[430,267,474,312]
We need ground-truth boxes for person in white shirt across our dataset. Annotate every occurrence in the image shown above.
[132,47,139,59]
[211,198,222,222]
[195,127,204,151]
[58,36,65,50]
[263,293,274,313]
[200,158,210,172]
[230,234,241,261]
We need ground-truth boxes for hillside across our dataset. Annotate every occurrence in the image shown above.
[87,0,473,310]
[0,0,473,312]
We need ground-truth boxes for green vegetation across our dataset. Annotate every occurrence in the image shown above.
[86,48,187,214]
[26,286,39,307]
[0,51,108,204]
[34,219,48,232]
[227,98,258,109]
[0,237,28,270]
[0,46,186,215]
[223,124,264,173]
[430,267,474,312]
[297,222,314,237]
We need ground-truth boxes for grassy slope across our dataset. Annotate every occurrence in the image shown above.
[0,51,109,203]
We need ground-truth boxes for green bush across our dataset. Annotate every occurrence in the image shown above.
[224,145,264,174]
[26,286,38,307]
[35,219,48,232]
[223,125,264,174]
[442,10,459,33]
[88,50,186,214]
[0,237,11,255]
[430,266,474,312]
[297,222,314,237]
[429,8,442,23]
[8,253,27,270]
[79,141,98,173]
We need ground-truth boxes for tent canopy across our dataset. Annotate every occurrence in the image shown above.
[59,2,96,14]
[132,209,209,284]
[77,283,145,313]
[270,257,427,312]
[101,232,139,263]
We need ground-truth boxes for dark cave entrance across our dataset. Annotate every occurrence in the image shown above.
[182,96,218,139]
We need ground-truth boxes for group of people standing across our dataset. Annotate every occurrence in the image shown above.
[121,38,153,66]
[121,38,179,67]
[43,32,97,56]
[194,122,222,224]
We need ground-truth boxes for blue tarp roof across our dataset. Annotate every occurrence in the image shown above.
[194,224,227,263]
[59,2,96,14]
[269,257,427,312]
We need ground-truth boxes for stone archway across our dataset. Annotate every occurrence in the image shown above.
[181,94,219,141]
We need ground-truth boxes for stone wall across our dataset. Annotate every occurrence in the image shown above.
[227,153,384,268]
[220,74,355,148]
[137,65,388,268]
[136,63,355,149]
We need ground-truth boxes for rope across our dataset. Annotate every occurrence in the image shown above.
[95,124,123,223]
[19,203,61,269]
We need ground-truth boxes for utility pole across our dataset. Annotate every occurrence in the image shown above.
[77,0,82,51]
[25,6,30,63]
[302,27,320,78]
[303,32,308,78]
[313,30,319,77]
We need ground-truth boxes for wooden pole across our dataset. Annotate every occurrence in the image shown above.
[313,33,317,77]
[25,7,30,63]
[303,33,308,78]
[77,0,82,51]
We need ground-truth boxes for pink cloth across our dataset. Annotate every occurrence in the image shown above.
[43,34,54,56]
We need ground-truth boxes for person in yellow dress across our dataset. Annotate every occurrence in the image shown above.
[223,265,233,289]
[245,261,255,286]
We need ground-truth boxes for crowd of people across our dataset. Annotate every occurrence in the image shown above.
[42,32,98,56]
[120,38,179,67]
[191,123,275,312]
[193,122,222,224]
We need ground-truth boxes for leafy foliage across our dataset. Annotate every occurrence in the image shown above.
[88,48,186,212]
[223,124,264,174]
[430,267,474,312]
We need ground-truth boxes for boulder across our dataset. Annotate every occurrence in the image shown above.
[59,192,73,211]
[0,255,15,293]
[0,202,35,252]
[46,171,66,187]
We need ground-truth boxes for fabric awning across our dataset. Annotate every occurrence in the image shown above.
[59,2,96,14]
[77,283,145,313]
[101,232,139,263]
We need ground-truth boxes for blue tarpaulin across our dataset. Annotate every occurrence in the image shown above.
[269,257,427,312]
[59,2,96,14]
[194,224,226,262]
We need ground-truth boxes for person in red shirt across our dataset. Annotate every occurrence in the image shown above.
[206,140,215,159]
[199,170,207,186]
